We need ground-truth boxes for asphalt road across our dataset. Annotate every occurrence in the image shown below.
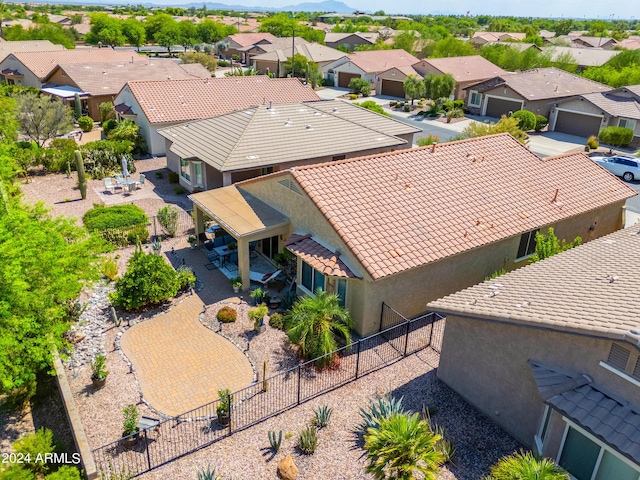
[390,114,465,142]
[626,180,640,214]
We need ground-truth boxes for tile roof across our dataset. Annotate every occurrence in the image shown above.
[273,134,634,281]
[324,32,379,44]
[468,67,610,100]
[157,100,408,172]
[50,60,210,96]
[8,49,148,80]
[122,76,320,124]
[0,40,64,61]
[239,36,308,53]
[285,234,358,278]
[529,360,591,401]
[340,49,419,74]
[544,46,621,67]
[486,42,542,52]
[226,32,277,47]
[251,43,345,64]
[428,225,640,343]
[416,56,506,83]
[578,91,640,120]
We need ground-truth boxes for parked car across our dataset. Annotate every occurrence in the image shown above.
[590,154,640,182]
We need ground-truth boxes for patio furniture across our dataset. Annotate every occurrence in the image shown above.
[135,174,145,189]
[103,177,119,193]
[213,245,238,268]
[137,416,161,435]
[249,270,282,287]
[115,174,124,184]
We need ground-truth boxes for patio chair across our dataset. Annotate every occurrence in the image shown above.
[103,177,116,193]
[135,174,145,189]
[114,174,124,184]
[249,270,282,287]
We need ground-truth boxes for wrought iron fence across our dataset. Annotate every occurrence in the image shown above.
[98,210,195,247]
[91,310,445,478]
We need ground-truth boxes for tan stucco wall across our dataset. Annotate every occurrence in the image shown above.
[479,85,570,117]
[0,56,42,87]
[438,313,640,452]
[253,59,279,76]
[331,62,375,87]
[376,68,408,96]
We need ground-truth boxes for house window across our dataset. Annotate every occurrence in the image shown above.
[180,158,190,182]
[535,406,552,453]
[516,229,539,259]
[336,278,347,307]
[193,162,203,187]
[261,167,273,175]
[300,260,325,293]
[559,425,640,480]
[469,91,482,107]
[619,118,637,131]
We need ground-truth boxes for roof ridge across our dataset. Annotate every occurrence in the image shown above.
[221,106,262,170]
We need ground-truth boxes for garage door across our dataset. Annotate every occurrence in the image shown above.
[485,97,523,118]
[338,72,361,88]
[381,79,405,98]
[554,111,602,138]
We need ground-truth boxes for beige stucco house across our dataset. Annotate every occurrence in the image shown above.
[189,133,634,336]
[158,100,419,192]
[428,225,640,479]
[252,43,344,78]
[217,32,277,62]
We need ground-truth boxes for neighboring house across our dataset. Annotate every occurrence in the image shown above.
[470,31,527,45]
[549,85,640,145]
[428,224,640,479]
[617,37,640,51]
[47,14,71,25]
[239,36,309,64]
[412,56,507,100]
[324,32,379,51]
[41,60,210,121]
[113,76,320,155]
[0,49,148,88]
[563,35,618,49]
[158,100,419,192]
[188,133,633,335]
[543,46,621,69]
[0,40,65,66]
[464,67,610,119]
[538,29,556,41]
[323,49,419,90]
[484,41,543,53]
[217,33,277,61]
[375,65,421,98]
[252,43,344,77]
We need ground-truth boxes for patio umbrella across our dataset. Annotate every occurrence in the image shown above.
[122,156,130,177]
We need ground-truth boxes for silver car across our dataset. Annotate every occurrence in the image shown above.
[591,154,640,182]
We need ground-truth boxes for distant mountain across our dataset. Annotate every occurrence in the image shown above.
[175,0,354,12]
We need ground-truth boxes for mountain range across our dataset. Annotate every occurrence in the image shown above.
[177,0,354,12]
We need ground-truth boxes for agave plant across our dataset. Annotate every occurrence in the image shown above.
[484,451,569,480]
[197,464,221,480]
[356,394,407,436]
[313,405,333,428]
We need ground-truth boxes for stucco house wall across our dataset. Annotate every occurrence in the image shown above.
[0,56,41,87]
[466,85,560,118]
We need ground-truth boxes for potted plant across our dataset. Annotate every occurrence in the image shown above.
[216,388,232,426]
[187,235,197,249]
[227,241,237,250]
[230,276,242,293]
[250,287,264,306]
[121,405,140,447]
[151,239,162,255]
[249,303,268,333]
[91,354,109,389]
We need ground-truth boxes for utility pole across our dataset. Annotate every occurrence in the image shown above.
[291,27,295,78]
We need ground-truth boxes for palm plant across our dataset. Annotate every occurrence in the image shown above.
[364,412,444,480]
[285,289,353,367]
[484,451,569,480]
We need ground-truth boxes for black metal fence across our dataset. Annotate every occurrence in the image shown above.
[99,210,195,247]
[91,310,445,478]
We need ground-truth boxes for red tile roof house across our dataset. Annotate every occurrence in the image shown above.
[112,76,320,156]
[157,99,419,192]
[188,133,633,335]
[322,49,419,92]
[427,224,640,479]
[217,32,277,63]
[463,67,610,120]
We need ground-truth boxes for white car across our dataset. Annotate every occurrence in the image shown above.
[590,154,640,182]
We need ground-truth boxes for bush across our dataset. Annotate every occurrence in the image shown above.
[587,135,599,149]
[168,171,180,183]
[157,205,180,237]
[109,250,181,310]
[101,258,118,280]
[269,312,284,329]
[417,135,440,147]
[348,93,358,100]
[81,140,134,180]
[534,114,548,132]
[348,77,371,96]
[176,265,196,291]
[77,115,93,132]
[217,306,237,323]
[297,426,318,455]
[511,110,536,131]
[100,229,129,248]
[45,466,83,480]
[249,303,268,330]
[442,100,464,112]
[352,100,391,117]
[598,126,634,147]
[108,120,147,154]
[102,119,117,135]
[98,101,116,122]
[126,224,149,245]
[403,105,411,112]
[43,138,77,173]
[83,204,149,232]
[13,428,59,475]
[173,185,186,195]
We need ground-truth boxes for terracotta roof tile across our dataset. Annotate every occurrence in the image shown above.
[124,76,320,124]
[226,32,277,47]
[341,49,419,73]
[285,234,358,278]
[416,56,506,83]
[279,134,635,281]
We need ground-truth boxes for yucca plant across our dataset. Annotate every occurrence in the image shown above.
[432,425,455,464]
[297,426,318,455]
[356,395,406,435]
[313,405,333,428]
[484,451,569,480]
[196,464,220,480]
[268,430,282,453]
[364,412,444,480]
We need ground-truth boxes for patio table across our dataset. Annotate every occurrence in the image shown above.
[117,177,137,192]
[213,245,238,268]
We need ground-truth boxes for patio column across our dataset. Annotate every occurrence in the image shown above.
[237,237,250,291]
[193,207,204,244]
[222,172,232,187]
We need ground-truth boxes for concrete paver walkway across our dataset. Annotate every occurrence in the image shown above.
[119,296,254,417]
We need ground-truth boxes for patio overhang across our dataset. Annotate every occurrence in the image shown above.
[285,233,360,279]
[41,84,90,99]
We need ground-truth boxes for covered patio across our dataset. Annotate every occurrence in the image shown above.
[189,186,290,291]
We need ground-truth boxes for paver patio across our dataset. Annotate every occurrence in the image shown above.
[119,296,254,417]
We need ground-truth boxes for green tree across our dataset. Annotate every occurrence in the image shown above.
[177,19,198,51]
[122,17,146,50]
[85,13,126,47]
[598,126,635,148]
[154,21,182,54]
[0,96,19,142]
[179,51,216,73]
[285,289,353,366]
[462,115,529,145]
[511,110,536,131]
[423,73,455,101]
[349,77,372,96]
[530,227,581,263]
[4,23,75,48]
[15,92,74,147]
[196,18,234,44]
[364,413,444,480]
[353,100,391,117]
[259,13,297,37]
[426,37,476,58]
[392,31,417,55]
[403,74,424,105]
[485,451,569,480]
[144,12,174,39]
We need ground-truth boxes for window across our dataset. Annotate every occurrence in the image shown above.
[535,406,552,453]
[516,229,539,259]
[300,260,325,293]
[193,162,203,187]
[607,343,631,371]
[260,167,273,175]
[469,90,482,107]
[179,158,190,182]
[336,278,347,307]
[619,118,637,131]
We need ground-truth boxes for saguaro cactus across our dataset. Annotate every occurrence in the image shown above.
[74,92,82,118]
[75,150,87,200]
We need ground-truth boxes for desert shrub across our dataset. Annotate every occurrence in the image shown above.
[45,466,83,480]
[157,205,179,237]
[1,464,35,479]
[173,185,186,195]
[176,265,196,291]
[102,119,117,135]
[587,135,599,149]
[217,306,237,323]
[83,204,148,232]
[534,114,548,132]
[109,249,181,310]
[126,224,149,245]
[77,115,93,132]
[348,77,371,96]
[417,135,440,146]
[98,102,116,122]
[403,105,411,112]
[462,115,528,145]
[108,120,147,154]
[511,110,536,131]
[13,428,60,475]
[357,395,407,436]
[168,171,180,183]
[42,138,77,173]
[101,258,118,280]
[100,229,129,248]
[269,312,284,329]
[446,108,463,122]
[442,100,464,112]
[352,100,391,117]
[598,126,634,147]
[348,93,358,100]
[81,140,134,180]
[249,303,268,330]
[297,426,318,455]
